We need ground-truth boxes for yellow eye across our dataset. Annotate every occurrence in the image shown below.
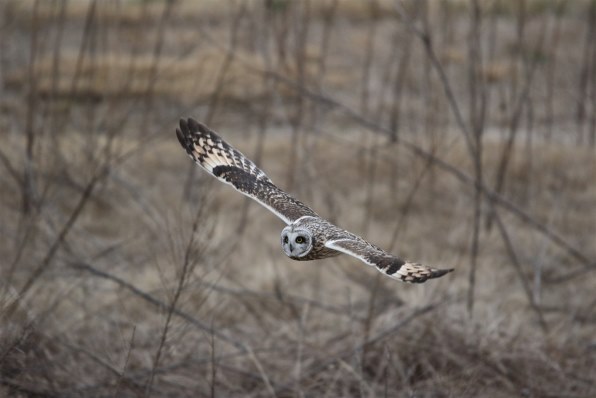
[295,236,305,244]
[283,236,288,244]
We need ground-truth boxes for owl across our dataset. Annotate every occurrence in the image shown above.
[176,118,453,283]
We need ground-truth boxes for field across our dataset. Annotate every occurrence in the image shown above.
[1,1,595,397]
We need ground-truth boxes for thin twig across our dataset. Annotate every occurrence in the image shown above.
[394,2,475,159]
[183,2,247,200]
[22,0,41,215]
[492,209,548,331]
[145,198,205,396]
[70,262,248,354]
[16,165,110,301]
[466,0,486,316]
[113,326,137,397]
[486,15,546,231]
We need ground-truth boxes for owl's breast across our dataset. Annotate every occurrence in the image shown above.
[289,240,341,261]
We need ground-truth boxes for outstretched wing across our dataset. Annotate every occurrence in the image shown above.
[176,118,318,224]
[325,238,453,283]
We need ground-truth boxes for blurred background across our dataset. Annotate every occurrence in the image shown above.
[1,0,595,396]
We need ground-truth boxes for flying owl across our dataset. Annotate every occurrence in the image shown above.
[176,118,453,283]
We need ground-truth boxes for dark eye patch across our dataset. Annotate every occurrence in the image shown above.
[283,236,289,244]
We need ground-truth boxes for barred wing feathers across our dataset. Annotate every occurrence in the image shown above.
[325,238,453,283]
[176,118,318,225]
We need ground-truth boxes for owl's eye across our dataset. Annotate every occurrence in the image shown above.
[295,236,305,244]
[283,236,289,244]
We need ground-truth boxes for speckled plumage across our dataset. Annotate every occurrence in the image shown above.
[176,118,453,283]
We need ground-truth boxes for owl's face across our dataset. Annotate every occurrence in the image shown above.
[281,226,313,258]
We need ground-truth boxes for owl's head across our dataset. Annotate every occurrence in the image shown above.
[281,225,313,258]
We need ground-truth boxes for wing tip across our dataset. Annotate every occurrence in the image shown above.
[179,118,190,135]
[178,117,210,135]
[394,262,454,283]
[177,117,216,153]
[175,127,187,149]
[181,117,212,135]
[187,117,201,132]
[431,267,454,278]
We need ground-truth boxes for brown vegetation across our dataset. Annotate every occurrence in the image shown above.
[1,0,595,397]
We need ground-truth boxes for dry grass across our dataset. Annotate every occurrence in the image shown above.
[1,1,595,397]
[4,50,266,101]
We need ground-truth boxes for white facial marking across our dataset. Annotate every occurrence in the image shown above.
[281,225,312,258]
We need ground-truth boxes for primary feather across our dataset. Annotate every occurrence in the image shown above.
[176,118,318,224]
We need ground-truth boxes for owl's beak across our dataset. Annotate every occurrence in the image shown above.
[289,244,294,252]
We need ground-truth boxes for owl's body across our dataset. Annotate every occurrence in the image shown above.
[284,216,344,261]
[176,118,453,283]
